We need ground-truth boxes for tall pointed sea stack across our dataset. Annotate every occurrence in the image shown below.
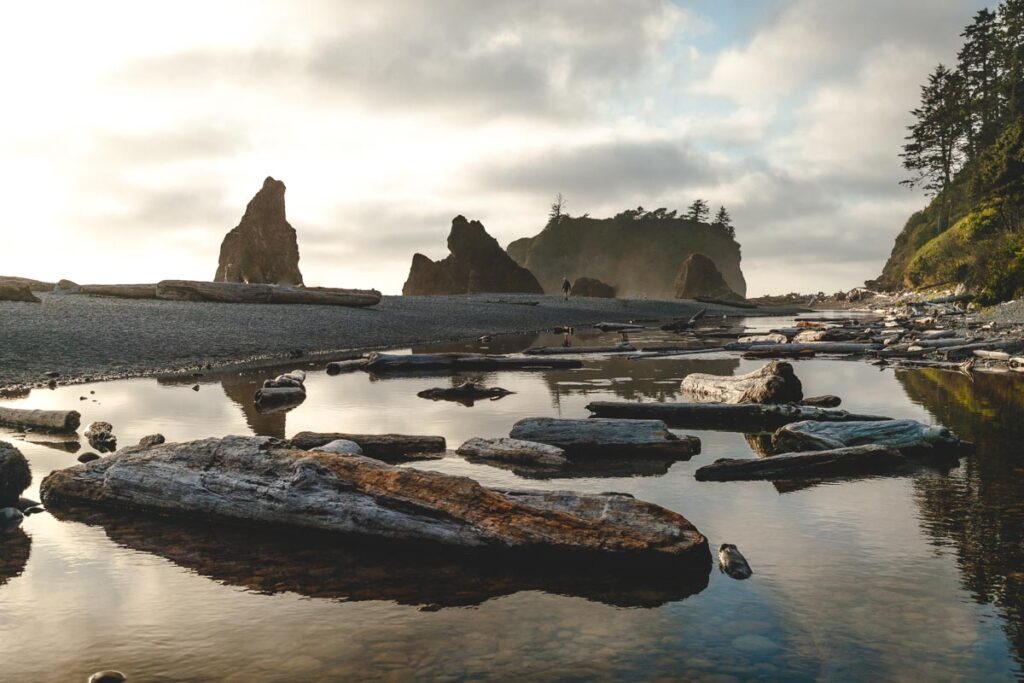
[215,177,304,286]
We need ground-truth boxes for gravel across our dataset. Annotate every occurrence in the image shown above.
[0,292,794,389]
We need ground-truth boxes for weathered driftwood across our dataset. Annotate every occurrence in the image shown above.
[723,341,881,355]
[288,431,446,459]
[0,407,81,433]
[325,358,370,375]
[695,296,757,309]
[155,280,381,307]
[585,401,888,431]
[772,419,972,456]
[718,544,753,579]
[362,352,582,373]
[737,333,789,345]
[629,347,725,360]
[695,445,905,481]
[594,322,644,332]
[524,343,635,355]
[973,349,1012,361]
[801,395,842,408]
[509,418,700,456]
[456,438,569,467]
[939,340,1024,360]
[417,381,513,405]
[80,284,158,299]
[680,361,803,404]
[39,436,711,564]
[742,348,816,360]
[0,283,41,303]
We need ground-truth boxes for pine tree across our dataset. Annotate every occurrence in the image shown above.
[548,193,566,225]
[685,199,709,223]
[900,64,968,229]
[958,8,1002,154]
[999,0,1024,117]
[712,206,735,238]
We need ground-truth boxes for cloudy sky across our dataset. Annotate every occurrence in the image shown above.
[2,0,987,295]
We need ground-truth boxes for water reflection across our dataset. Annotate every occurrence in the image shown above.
[51,506,709,609]
[0,528,30,588]
[897,368,1024,671]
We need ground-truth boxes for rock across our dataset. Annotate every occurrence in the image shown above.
[23,506,45,516]
[191,385,200,391]
[801,395,842,408]
[509,418,700,457]
[54,278,81,293]
[0,283,41,303]
[772,419,972,458]
[84,422,117,453]
[40,436,711,565]
[718,543,753,579]
[78,452,102,464]
[417,381,513,406]
[88,672,126,683]
[0,442,31,507]
[215,176,303,285]
[673,253,746,303]
[402,216,544,295]
[0,275,54,292]
[456,438,569,467]
[1,507,24,532]
[571,277,615,298]
[313,439,363,455]
[138,434,165,448]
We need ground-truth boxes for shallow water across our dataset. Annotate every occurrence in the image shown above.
[2,317,1023,682]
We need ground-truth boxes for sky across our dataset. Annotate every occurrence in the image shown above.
[0,0,990,295]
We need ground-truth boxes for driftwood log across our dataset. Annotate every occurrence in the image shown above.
[362,352,582,373]
[456,438,569,467]
[417,382,513,405]
[742,348,816,360]
[509,417,700,457]
[524,343,635,355]
[939,340,1024,360]
[594,322,644,332]
[680,361,803,404]
[695,445,906,481]
[288,431,446,459]
[723,341,881,355]
[0,284,41,303]
[585,401,889,431]
[79,284,159,299]
[0,407,81,433]
[39,436,711,564]
[772,419,972,456]
[155,280,381,308]
[325,359,370,375]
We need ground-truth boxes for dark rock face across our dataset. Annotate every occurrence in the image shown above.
[215,177,304,286]
[0,283,40,303]
[508,215,745,299]
[673,253,745,303]
[403,216,543,295]
[0,442,31,507]
[571,277,615,298]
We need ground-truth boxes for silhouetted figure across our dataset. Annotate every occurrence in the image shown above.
[561,277,572,301]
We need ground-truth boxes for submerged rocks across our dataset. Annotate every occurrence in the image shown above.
[78,452,102,464]
[403,216,543,295]
[456,437,569,468]
[571,277,615,298]
[718,543,753,579]
[673,253,746,303]
[1,507,24,532]
[0,283,41,303]
[0,442,31,507]
[84,422,117,453]
[215,176,304,286]
[417,381,513,406]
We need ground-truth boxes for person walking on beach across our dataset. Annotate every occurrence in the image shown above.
[561,277,572,301]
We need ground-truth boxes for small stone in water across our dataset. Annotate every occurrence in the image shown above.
[1,507,24,532]
[23,506,45,516]
[47,379,57,389]
[88,671,127,683]
[78,452,101,463]
[192,385,200,392]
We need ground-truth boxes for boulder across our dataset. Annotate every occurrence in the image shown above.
[0,283,40,303]
[403,216,543,295]
[673,253,746,303]
[0,442,31,507]
[456,437,569,467]
[54,278,81,293]
[0,275,54,292]
[84,422,117,453]
[138,434,166,448]
[215,176,304,285]
[571,277,615,298]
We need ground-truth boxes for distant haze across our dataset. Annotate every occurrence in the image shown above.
[1,0,987,295]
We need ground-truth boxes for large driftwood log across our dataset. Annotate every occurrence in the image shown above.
[585,401,890,431]
[456,438,569,467]
[325,358,370,375]
[0,407,81,433]
[680,361,803,404]
[723,341,881,355]
[939,340,1024,360]
[524,343,635,355]
[39,436,711,564]
[695,445,906,481]
[772,419,972,456]
[594,322,644,332]
[362,352,582,373]
[80,284,159,299]
[288,431,446,459]
[509,418,700,456]
[0,284,41,303]
[155,280,381,307]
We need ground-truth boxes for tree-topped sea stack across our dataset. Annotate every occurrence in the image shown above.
[673,253,746,303]
[403,216,543,295]
[215,177,304,286]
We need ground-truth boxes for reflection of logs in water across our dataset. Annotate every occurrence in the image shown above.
[0,529,31,589]
[50,506,709,609]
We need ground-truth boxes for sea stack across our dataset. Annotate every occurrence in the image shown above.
[673,253,745,303]
[215,177,304,286]
[403,216,543,295]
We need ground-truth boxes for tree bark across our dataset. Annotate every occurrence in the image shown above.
[585,401,888,431]
[0,407,81,433]
[695,445,906,481]
[680,361,803,404]
[509,417,700,457]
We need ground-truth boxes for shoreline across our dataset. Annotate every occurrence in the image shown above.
[0,292,802,392]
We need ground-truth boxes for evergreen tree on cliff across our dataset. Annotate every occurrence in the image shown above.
[958,8,1002,155]
[686,199,709,223]
[712,206,734,238]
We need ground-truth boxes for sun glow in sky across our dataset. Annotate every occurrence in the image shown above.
[0,0,987,294]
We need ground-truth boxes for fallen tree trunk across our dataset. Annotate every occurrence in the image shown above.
[456,437,569,467]
[680,361,803,404]
[772,419,972,456]
[325,358,370,375]
[0,407,81,433]
[585,401,889,431]
[80,284,159,299]
[362,352,582,373]
[509,417,700,457]
[39,436,711,564]
[723,341,880,355]
[288,431,446,459]
[939,340,1024,360]
[695,445,906,481]
[742,348,816,360]
[524,343,635,355]
[594,322,644,332]
[155,280,381,307]
[973,349,1012,361]
[695,296,758,309]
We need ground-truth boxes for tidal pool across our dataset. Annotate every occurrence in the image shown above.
[1,318,1022,681]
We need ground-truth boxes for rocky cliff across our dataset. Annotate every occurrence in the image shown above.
[215,177,304,286]
[507,214,744,299]
[403,216,543,295]
[673,253,745,302]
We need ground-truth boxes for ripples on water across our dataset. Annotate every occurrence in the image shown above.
[1,316,1023,681]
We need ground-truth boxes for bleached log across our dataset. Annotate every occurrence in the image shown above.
[772,419,972,455]
[155,280,381,308]
[325,358,370,375]
[695,445,906,481]
[585,401,887,431]
[973,349,1012,361]
[524,343,635,355]
[680,361,803,404]
[39,435,711,563]
[362,352,582,373]
[0,407,81,433]
[939,340,1024,360]
[723,341,880,355]
[737,333,789,345]
[509,417,699,456]
[456,438,569,467]
[80,284,159,299]
[289,431,446,459]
